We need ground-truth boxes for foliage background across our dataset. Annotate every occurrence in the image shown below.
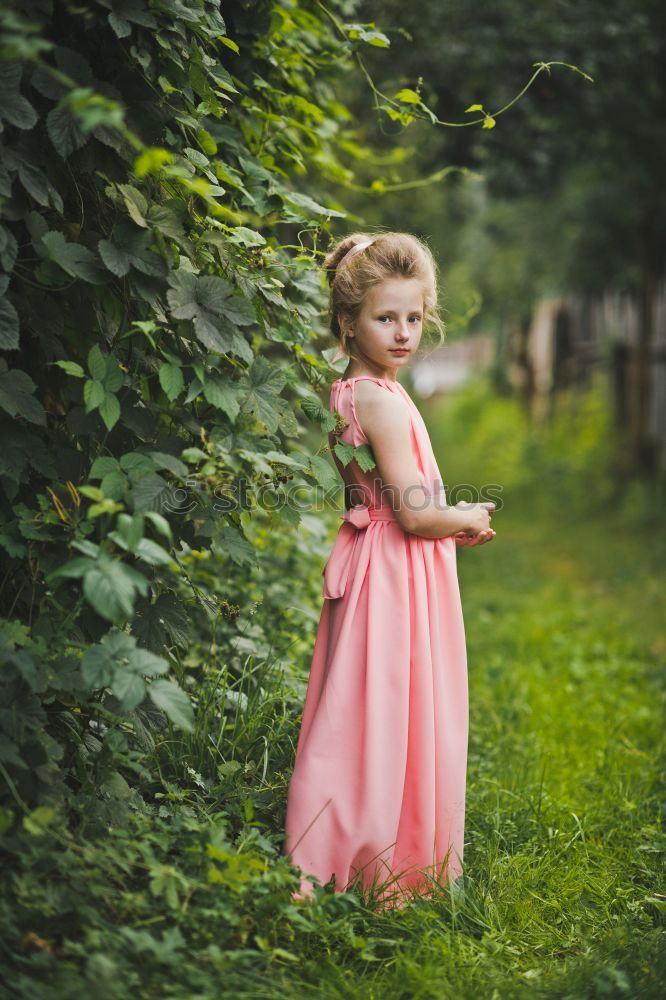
[0,1,663,996]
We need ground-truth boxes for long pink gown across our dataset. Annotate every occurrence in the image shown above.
[283,375,468,905]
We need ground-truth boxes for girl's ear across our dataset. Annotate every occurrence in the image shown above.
[339,312,355,337]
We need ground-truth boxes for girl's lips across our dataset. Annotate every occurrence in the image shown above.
[390,349,409,354]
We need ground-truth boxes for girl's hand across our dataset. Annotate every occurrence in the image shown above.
[454,528,496,547]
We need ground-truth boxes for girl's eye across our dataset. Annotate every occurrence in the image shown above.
[378,315,422,322]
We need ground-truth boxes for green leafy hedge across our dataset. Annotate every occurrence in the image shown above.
[0,0,379,818]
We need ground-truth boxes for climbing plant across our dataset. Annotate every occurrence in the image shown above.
[0,0,376,812]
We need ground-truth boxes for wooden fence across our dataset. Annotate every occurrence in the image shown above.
[516,279,666,475]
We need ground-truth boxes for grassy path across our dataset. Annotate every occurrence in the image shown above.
[448,506,664,998]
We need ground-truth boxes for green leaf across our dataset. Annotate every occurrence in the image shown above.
[180,447,208,464]
[129,647,169,677]
[135,538,172,566]
[99,219,166,278]
[300,395,337,432]
[274,396,298,436]
[0,297,19,351]
[281,190,346,220]
[18,163,50,206]
[84,379,105,412]
[0,64,37,130]
[226,226,265,247]
[133,592,188,650]
[230,331,254,364]
[103,357,124,392]
[47,556,96,581]
[149,679,194,731]
[118,184,148,227]
[263,449,309,470]
[47,104,88,157]
[0,227,17,272]
[147,204,185,242]
[112,671,146,711]
[82,556,148,623]
[345,24,390,48]
[203,376,241,422]
[131,473,170,514]
[99,391,120,431]
[184,146,210,168]
[54,360,85,378]
[352,443,376,472]
[89,498,123,519]
[82,628,169,701]
[334,440,356,466]
[147,451,187,478]
[0,805,16,831]
[0,367,46,425]
[143,511,173,544]
[23,806,55,836]
[120,452,158,479]
[71,539,101,558]
[0,532,27,559]
[166,271,239,352]
[159,363,184,401]
[239,357,286,434]
[83,563,133,622]
[307,455,338,491]
[89,456,120,478]
[78,485,103,501]
[114,512,145,550]
[41,231,106,284]
[221,294,256,328]
[109,13,132,38]
[98,238,130,277]
[216,526,256,567]
[100,469,127,501]
[87,345,107,380]
[133,146,174,177]
[81,640,119,687]
[394,88,421,105]
[465,104,484,113]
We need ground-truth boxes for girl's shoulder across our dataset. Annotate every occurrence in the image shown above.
[350,377,412,441]
[331,375,412,413]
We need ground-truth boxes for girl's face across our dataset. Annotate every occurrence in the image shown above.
[340,277,424,377]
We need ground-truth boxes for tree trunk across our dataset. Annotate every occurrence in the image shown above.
[633,257,657,475]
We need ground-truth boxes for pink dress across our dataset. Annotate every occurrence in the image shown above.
[283,375,468,905]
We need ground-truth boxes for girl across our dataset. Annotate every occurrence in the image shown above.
[283,232,496,908]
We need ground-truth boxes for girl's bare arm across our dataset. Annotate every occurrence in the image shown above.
[354,381,491,539]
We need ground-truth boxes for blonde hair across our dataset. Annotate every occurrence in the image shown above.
[323,231,445,358]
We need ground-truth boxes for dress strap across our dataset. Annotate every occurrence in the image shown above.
[335,376,397,388]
